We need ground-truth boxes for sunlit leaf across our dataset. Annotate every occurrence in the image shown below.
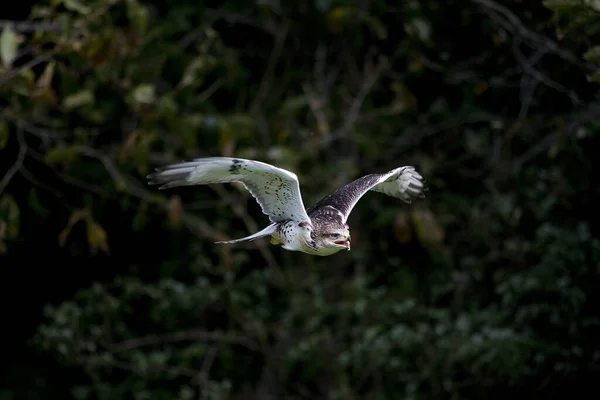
[542,0,582,11]
[179,57,207,88]
[132,84,155,106]
[63,90,94,109]
[58,209,89,248]
[63,0,91,15]
[126,0,149,33]
[587,0,600,12]
[583,46,600,64]
[37,60,56,89]
[0,25,19,67]
[33,62,58,104]
[30,4,53,18]
[86,218,110,254]
[404,18,432,44]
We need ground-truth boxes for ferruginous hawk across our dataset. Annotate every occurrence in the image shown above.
[147,157,427,256]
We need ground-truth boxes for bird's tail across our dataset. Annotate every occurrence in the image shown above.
[215,223,277,245]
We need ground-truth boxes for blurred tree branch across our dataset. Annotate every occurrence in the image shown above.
[0,124,26,196]
[108,329,259,352]
[250,20,290,113]
[0,20,60,33]
[472,0,597,72]
[0,51,56,86]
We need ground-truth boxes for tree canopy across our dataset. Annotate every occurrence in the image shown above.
[1,0,599,399]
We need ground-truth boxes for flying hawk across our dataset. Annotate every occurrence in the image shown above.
[147,157,427,256]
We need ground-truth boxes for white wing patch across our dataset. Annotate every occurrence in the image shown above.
[370,166,426,203]
[147,157,311,223]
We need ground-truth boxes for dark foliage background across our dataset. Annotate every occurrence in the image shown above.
[1,0,599,399]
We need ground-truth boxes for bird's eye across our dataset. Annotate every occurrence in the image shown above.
[329,233,341,239]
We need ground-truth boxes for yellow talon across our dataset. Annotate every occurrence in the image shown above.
[270,237,280,245]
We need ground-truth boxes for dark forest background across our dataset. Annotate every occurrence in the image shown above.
[1,0,599,399]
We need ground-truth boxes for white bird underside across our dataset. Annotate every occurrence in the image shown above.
[147,157,427,254]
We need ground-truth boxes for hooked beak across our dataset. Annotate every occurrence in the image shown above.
[334,232,351,251]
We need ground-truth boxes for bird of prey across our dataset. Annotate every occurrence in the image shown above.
[147,157,427,256]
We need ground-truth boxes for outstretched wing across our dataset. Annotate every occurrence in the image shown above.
[308,166,426,223]
[147,157,311,223]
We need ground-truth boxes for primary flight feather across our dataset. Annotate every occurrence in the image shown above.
[147,157,427,256]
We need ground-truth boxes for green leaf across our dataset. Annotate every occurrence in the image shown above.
[63,90,94,109]
[37,60,56,89]
[0,25,19,67]
[44,145,82,166]
[542,0,582,12]
[179,57,207,88]
[585,0,600,12]
[132,84,155,105]
[0,194,20,239]
[583,46,600,64]
[404,18,432,43]
[86,218,109,254]
[30,5,53,18]
[63,0,91,15]
[126,0,149,33]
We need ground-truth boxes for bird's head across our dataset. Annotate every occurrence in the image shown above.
[314,222,351,253]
